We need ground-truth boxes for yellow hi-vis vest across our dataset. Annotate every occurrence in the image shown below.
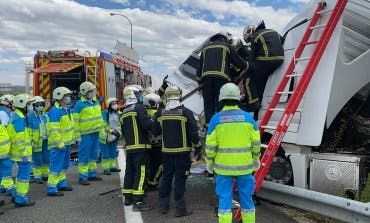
[7,109,32,162]
[205,106,261,176]
[0,123,11,158]
[73,97,103,138]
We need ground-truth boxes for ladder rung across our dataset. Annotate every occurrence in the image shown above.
[269,108,285,112]
[302,40,318,45]
[278,91,294,94]
[317,8,334,15]
[261,144,268,149]
[286,73,302,77]
[261,125,277,130]
[310,24,326,30]
[294,57,311,61]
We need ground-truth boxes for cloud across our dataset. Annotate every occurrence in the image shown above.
[0,0,300,85]
[108,0,130,5]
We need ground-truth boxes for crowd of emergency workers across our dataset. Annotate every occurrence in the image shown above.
[0,21,284,223]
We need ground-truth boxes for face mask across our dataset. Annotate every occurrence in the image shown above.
[27,104,34,113]
[87,91,95,99]
[35,106,44,112]
[111,104,118,111]
[64,96,71,105]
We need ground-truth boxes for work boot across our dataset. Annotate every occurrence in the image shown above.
[175,199,193,217]
[33,178,44,184]
[159,196,170,214]
[88,176,103,181]
[59,186,73,192]
[103,170,111,175]
[132,201,154,212]
[47,191,64,197]
[110,168,121,173]
[0,209,3,215]
[79,179,90,186]
[0,200,4,207]
[15,201,35,208]
[124,197,134,206]
[42,176,48,181]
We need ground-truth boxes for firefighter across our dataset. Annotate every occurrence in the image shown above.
[205,83,261,223]
[73,82,104,185]
[143,93,162,191]
[121,86,154,212]
[7,94,35,207]
[197,31,247,125]
[243,21,284,103]
[158,75,169,98]
[46,87,75,196]
[0,94,14,194]
[27,96,49,184]
[100,97,121,175]
[153,85,202,217]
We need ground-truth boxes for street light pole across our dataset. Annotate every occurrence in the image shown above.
[109,12,133,49]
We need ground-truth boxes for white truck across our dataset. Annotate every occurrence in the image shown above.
[172,0,370,198]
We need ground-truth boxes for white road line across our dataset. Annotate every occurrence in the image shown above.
[117,148,144,223]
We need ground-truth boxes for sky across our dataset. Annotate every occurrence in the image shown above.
[0,0,309,86]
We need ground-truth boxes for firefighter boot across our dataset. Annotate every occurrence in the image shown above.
[175,198,193,217]
[132,201,154,212]
[159,196,170,214]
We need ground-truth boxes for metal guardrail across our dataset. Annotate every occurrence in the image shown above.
[258,181,370,223]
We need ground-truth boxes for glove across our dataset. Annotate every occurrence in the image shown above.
[107,134,117,143]
[206,163,214,174]
[111,130,120,139]
[21,156,29,163]
[194,146,202,161]
[60,146,67,152]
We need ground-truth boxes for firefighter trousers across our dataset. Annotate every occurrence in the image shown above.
[123,151,149,202]
[159,153,191,202]
[202,77,229,124]
[148,145,162,187]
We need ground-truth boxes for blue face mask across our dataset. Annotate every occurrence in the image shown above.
[27,104,34,113]
[35,106,44,112]
[64,96,71,105]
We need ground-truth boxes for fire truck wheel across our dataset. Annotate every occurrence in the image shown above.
[265,154,293,185]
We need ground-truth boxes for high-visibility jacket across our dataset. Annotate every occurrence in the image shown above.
[48,102,75,149]
[250,28,284,62]
[7,109,32,162]
[0,121,11,159]
[146,108,161,147]
[72,97,103,138]
[153,106,201,154]
[27,112,48,152]
[121,103,152,152]
[205,105,261,176]
[99,109,122,144]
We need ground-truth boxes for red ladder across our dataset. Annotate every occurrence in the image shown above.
[235,0,347,220]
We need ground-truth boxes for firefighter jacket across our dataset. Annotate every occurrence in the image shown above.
[0,121,11,159]
[205,105,261,176]
[197,40,246,82]
[146,108,162,147]
[250,29,284,62]
[72,97,103,138]
[99,110,122,144]
[153,105,201,154]
[27,112,48,152]
[7,109,32,162]
[121,103,152,152]
[48,102,75,149]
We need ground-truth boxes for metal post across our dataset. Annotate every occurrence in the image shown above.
[109,13,133,49]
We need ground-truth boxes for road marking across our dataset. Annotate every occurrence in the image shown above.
[118,148,144,223]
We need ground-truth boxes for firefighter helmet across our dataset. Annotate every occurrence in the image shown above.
[106,97,118,107]
[80,82,96,96]
[0,94,14,105]
[143,87,156,96]
[164,85,182,100]
[143,93,161,109]
[53,87,72,100]
[33,96,45,104]
[219,83,240,102]
[13,94,35,109]
[243,25,256,43]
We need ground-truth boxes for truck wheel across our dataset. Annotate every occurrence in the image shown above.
[265,154,293,185]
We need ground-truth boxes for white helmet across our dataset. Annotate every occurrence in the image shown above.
[219,83,240,102]
[220,31,233,42]
[0,94,14,106]
[143,87,156,96]
[13,94,35,109]
[164,85,182,100]
[33,96,45,104]
[80,82,96,96]
[106,97,118,107]
[243,25,256,43]
[143,93,161,109]
[53,87,72,100]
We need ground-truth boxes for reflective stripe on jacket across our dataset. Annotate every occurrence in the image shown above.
[146,108,162,146]
[8,109,32,162]
[0,122,10,158]
[48,102,75,148]
[205,106,261,176]
[99,110,122,144]
[27,112,48,152]
[72,97,103,137]
[251,29,284,61]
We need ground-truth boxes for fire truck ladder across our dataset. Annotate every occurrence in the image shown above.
[234,0,348,221]
[84,50,100,83]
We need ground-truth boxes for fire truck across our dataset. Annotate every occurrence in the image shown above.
[32,41,151,109]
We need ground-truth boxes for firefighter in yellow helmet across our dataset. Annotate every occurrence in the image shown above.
[99,97,121,175]
[7,94,35,207]
[121,86,154,212]
[27,96,49,184]
[205,83,261,223]
[153,85,201,217]
[72,82,104,185]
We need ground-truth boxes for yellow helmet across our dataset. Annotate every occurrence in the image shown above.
[80,82,96,96]
[164,85,182,100]
[13,94,35,109]
[53,87,72,100]
[0,94,14,106]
